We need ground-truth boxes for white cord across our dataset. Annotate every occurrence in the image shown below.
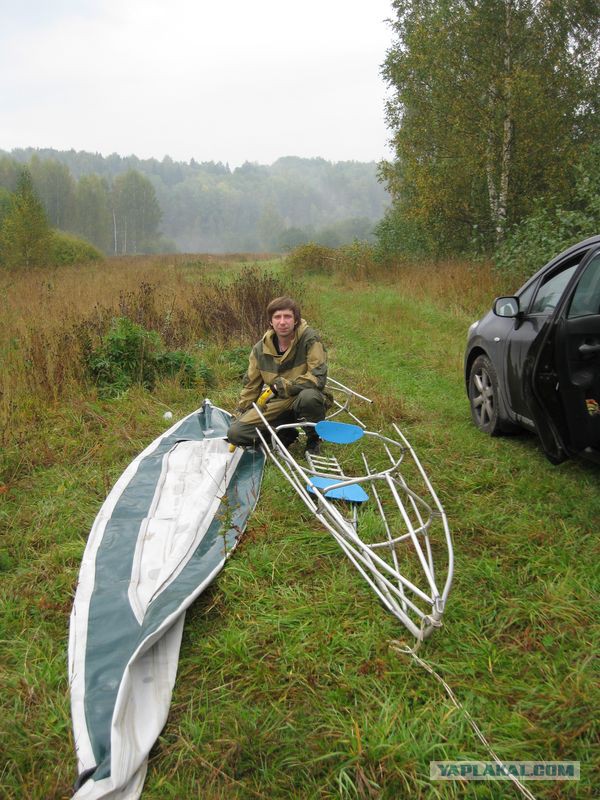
[390,637,537,800]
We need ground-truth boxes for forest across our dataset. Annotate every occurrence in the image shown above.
[0,1,598,273]
[0,149,389,255]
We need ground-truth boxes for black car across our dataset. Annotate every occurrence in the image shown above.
[465,235,600,464]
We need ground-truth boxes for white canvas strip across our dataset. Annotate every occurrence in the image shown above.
[128,439,242,623]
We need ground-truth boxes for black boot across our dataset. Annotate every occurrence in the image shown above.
[277,428,299,448]
[305,431,321,455]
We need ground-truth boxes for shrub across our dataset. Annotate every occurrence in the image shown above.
[277,227,310,251]
[49,230,103,265]
[191,266,305,342]
[85,317,212,397]
[494,205,599,284]
[86,317,161,395]
[285,243,336,275]
[373,204,437,262]
[335,240,377,280]
[285,240,379,281]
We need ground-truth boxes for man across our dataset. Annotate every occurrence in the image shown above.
[227,296,328,453]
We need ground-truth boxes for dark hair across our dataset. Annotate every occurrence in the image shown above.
[267,296,301,327]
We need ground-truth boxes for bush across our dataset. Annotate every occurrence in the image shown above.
[86,317,161,395]
[286,243,336,275]
[373,204,437,262]
[335,240,377,280]
[49,230,103,265]
[277,227,310,251]
[286,240,378,281]
[494,206,600,284]
[190,266,305,342]
[85,317,212,397]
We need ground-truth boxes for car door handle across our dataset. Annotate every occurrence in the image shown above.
[578,342,600,356]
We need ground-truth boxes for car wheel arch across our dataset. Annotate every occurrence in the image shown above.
[464,346,488,392]
[467,349,519,435]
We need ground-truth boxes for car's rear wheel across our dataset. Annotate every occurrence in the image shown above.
[469,355,503,435]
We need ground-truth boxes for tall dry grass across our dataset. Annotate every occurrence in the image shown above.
[381,258,507,317]
[286,243,508,317]
[0,256,298,447]
[1,251,504,453]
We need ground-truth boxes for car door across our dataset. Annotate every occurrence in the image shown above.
[504,260,579,425]
[527,247,600,462]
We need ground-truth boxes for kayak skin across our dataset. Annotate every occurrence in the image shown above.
[68,401,264,799]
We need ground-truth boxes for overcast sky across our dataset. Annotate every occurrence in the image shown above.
[0,0,394,167]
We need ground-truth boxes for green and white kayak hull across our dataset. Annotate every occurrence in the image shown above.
[69,400,264,799]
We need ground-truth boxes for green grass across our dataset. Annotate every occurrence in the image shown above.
[1,266,598,799]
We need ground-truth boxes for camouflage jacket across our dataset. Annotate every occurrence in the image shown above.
[236,319,328,411]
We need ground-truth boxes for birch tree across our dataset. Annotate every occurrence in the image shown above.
[29,156,77,230]
[381,0,599,253]
[75,174,113,253]
[111,170,161,254]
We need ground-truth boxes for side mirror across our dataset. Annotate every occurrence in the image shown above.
[493,296,520,318]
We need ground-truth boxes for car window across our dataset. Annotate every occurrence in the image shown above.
[517,281,537,312]
[529,264,578,315]
[568,252,600,318]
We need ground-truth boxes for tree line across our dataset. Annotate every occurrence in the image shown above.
[378,0,600,263]
[0,150,389,255]
[7,1,596,269]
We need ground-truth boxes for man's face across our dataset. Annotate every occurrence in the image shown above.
[271,308,296,339]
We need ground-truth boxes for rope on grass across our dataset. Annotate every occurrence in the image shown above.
[390,632,537,800]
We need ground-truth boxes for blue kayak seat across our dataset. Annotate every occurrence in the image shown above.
[315,420,364,444]
[307,475,369,503]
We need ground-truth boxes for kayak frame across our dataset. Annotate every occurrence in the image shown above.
[253,381,453,640]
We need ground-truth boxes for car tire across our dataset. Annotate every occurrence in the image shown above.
[468,354,504,436]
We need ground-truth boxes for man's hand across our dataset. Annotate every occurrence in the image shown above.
[270,377,292,398]
[271,377,303,398]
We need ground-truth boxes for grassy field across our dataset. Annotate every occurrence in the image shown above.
[0,256,598,799]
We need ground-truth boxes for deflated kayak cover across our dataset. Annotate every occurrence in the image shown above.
[68,401,264,799]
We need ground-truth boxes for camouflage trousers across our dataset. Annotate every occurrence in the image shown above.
[227,387,327,448]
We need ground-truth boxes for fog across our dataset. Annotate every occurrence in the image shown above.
[0,1,394,168]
